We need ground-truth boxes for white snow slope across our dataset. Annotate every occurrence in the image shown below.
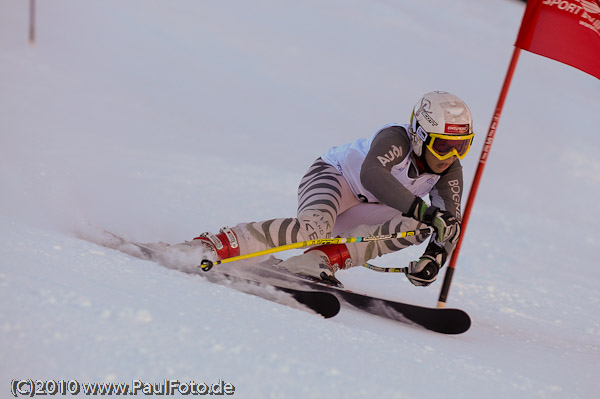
[1,0,599,398]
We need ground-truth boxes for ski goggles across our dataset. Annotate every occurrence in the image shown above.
[418,126,474,160]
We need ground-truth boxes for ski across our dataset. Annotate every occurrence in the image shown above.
[247,264,471,335]
[220,273,340,319]
[77,229,469,332]
[77,230,340,319]
[315,284,470,334]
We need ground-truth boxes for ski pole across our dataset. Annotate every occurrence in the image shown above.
[200,227,433,271]
[362,263,408,273]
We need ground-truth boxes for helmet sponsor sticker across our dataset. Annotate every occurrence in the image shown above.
[444,124,470,134]
[416,98,438,127]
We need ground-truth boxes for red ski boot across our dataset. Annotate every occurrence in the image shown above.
[193,227,240,264]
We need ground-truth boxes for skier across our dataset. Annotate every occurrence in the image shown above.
[195,91,474,287]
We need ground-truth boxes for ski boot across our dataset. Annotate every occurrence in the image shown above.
[194,227,240,271]
[278,243,350,287]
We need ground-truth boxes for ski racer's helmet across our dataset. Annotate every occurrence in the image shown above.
[409,91,474,161]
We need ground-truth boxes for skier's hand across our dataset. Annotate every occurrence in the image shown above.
[414,202,461,245]
[431,209,461,245]
[405,255,440,287]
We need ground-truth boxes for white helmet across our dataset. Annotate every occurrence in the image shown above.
[409,91,473,157]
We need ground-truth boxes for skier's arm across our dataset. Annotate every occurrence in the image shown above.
[359,126,417,215]
[429,161,464,221]
[414,163,464,275]
[361,125,461,248]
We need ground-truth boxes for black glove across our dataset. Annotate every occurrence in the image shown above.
[405,255,440,287]
[414,201,461,245]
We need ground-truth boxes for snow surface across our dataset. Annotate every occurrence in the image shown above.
[1,0,599,398]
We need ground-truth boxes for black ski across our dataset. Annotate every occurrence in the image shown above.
[77,230,340,319]
[219,272,341,319]
[248,264,471,334]
[314,285,470,334]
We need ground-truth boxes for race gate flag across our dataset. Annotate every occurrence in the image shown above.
[437,0,599,308]
[515,0,600,80]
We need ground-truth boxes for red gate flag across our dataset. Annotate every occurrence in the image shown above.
[515,0,600,80]
[438,1,599,308]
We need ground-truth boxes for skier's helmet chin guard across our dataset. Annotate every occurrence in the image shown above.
[409,91,474,160]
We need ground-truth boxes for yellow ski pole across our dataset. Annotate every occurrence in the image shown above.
[200,227,433,271]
